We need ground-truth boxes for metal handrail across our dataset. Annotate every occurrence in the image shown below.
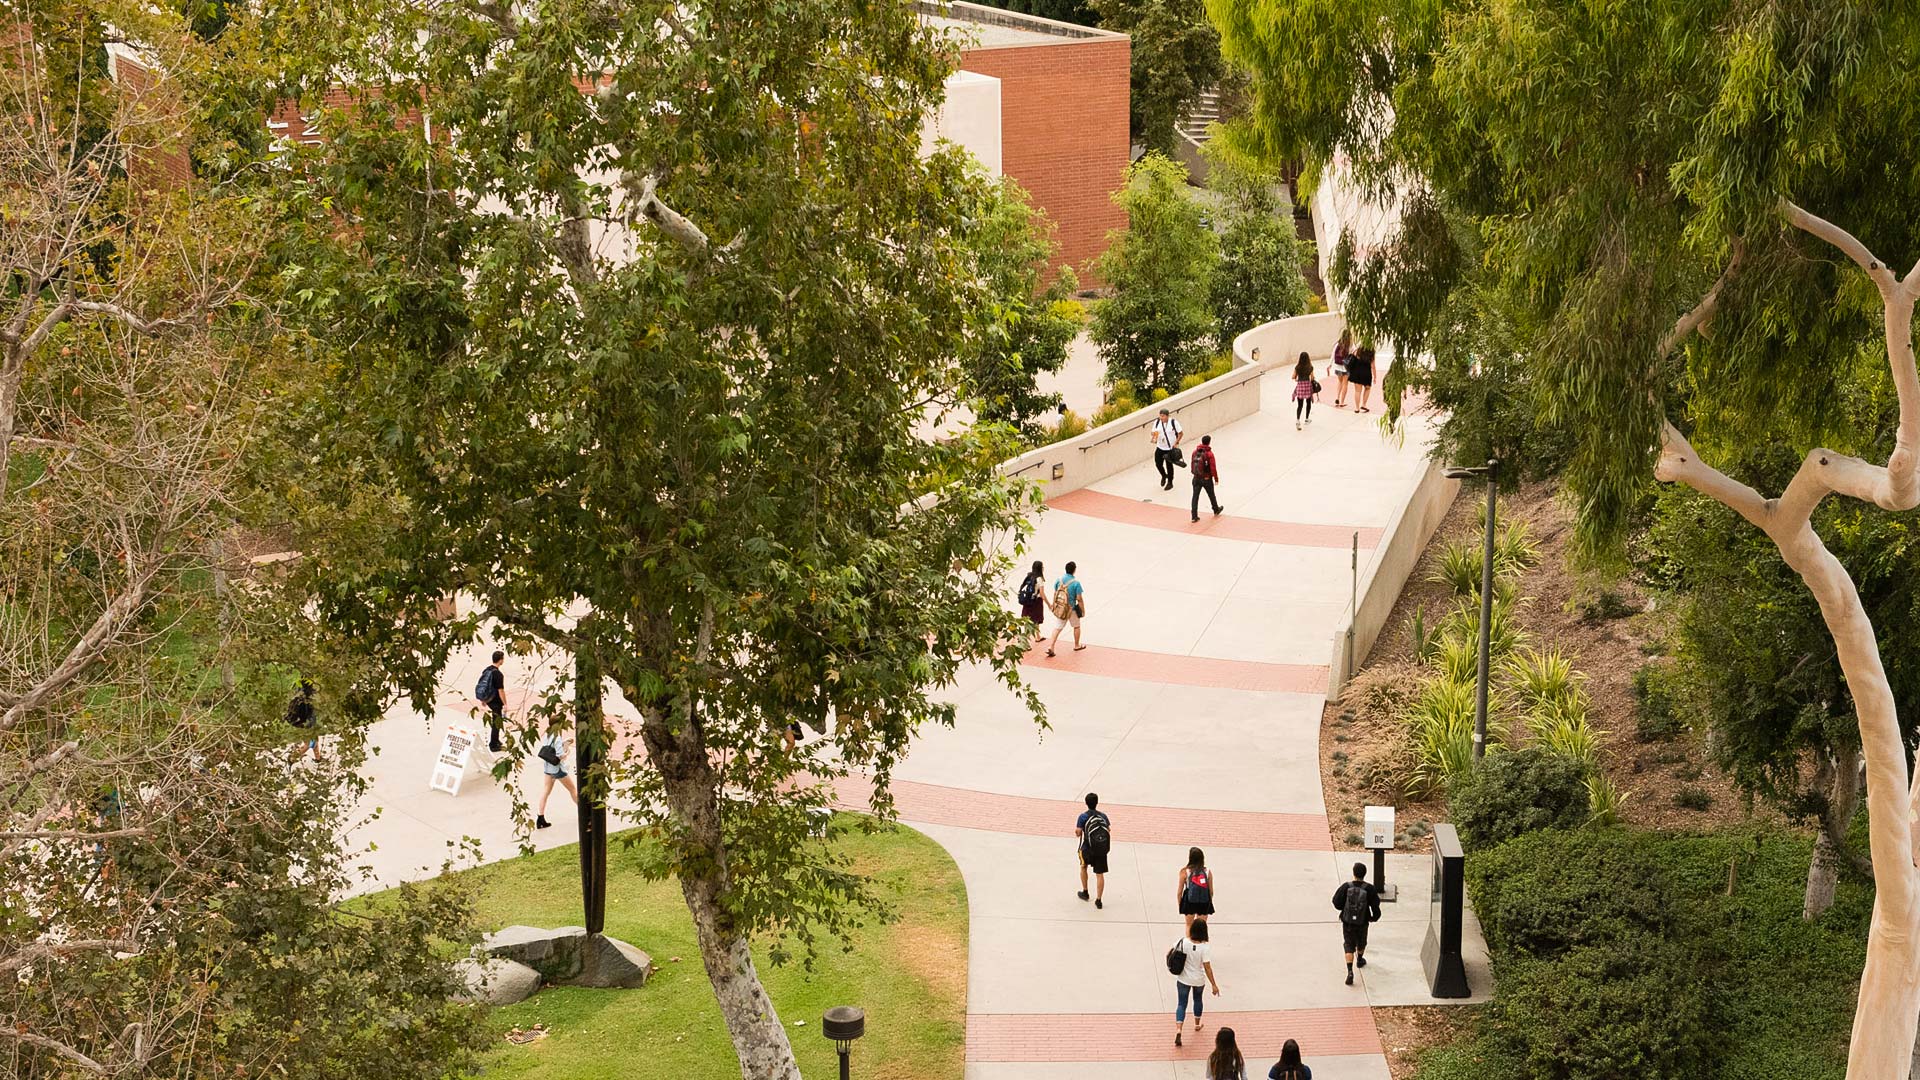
[1007,458,1047,476]
[1078,366,1268,452]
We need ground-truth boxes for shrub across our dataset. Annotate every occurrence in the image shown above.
[1433,630,1479,684]
[1045,410,1088,443]
[1150,386,1170,402]
[1631,661,1685,741]
[1673,786,1713,811]
[1468,829,1676,956]
[1504,646,1584,713]
[1430,539,1482,594]
[1348,737,1416,805]
[1449,747,1591,850]
[1090,381,1142,427]
[1585,772,1627,826]
[1406,678,1478,796]
[1494,519,1539,575]
[1525,696,1602,767]
[1576,587,1641,622]
[1437,589,1527,656]
[1177,370,1207,391]
[1409,604,1438,663]
[1489,939,1715,1080]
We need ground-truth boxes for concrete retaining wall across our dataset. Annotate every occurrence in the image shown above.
[1000,310,1348,496]
[1327,459,1459,699]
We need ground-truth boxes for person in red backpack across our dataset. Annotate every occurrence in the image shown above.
[1189,435,1223,522]
[1178,846,1217,930]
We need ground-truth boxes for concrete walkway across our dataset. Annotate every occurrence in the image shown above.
[336,359,1486,1078]
[871,366,1473,1080]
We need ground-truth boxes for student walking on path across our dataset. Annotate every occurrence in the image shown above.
[1347,344,1376,413]
[1075,792,1111,908]
[1292,352,1316,429]
[1332,861,1382,985]
[1269,1039,1312,1079]
[1017,560,1047,638]
[1045,562,1087,657]
[476,650,508,752]
[1170,918,1219,1047]
[1208,1028,1247,1080]
[1331,329,1353,407]
[1189,435,1223,522]
[1179,846,1216,929]
[1149,407,1184,490]
[534,725,579,829]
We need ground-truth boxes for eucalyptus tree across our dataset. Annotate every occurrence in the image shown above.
[1215,0,1920,1074]
[272,2,1042,1076]
[1204,140,1311,347]
[1093,0,1227,154]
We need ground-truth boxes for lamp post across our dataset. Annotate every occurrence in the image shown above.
[822,1005,866,1080]
[1441,458,1499,762]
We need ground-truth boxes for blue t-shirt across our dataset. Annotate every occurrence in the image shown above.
[1075,809,1109,850]
[1055,575,1083,610]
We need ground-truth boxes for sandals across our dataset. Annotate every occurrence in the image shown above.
[1045,649,1056,657]
[1073,645,1087,651]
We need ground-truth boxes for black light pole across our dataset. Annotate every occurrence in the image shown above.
[823,1005,865,1080]
[1442,458,1499,762]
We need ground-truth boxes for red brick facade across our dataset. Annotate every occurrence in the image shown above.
[957,36,1131,287]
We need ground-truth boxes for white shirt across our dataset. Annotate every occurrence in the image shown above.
[1151,417,1183,451]
[1176,938,1211,986]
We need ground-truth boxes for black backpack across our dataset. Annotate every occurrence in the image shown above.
[1341,881,1372,924]
[1082,811,1111,857]
[475,667,498,703]
[1184,867,1212,906]
[1018,575,1038,604]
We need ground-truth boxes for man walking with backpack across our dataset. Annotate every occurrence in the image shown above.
[1331,861,1382,985]
[1076,792,1112,909]
[476,650,509,753]
[1149,407,1184,490]
[1189,434,1223,522]
[1045,561,1087,657]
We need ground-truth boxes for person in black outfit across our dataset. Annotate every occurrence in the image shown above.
[1332,861,1382,985]
[477,651,508,752]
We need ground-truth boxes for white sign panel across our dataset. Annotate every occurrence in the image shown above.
[429,725,477,796]
[1364,805,1396,850]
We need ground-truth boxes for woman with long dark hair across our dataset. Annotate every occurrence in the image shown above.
[1268,1038,1311,1079]
[1178,846,1216,929]
[1331,327,1352,407]
[1208,1026,1246,1080]
[1017,559,1046,638]
[1291,352,1316,430]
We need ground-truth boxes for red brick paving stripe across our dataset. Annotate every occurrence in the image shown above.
[1050,489,1385,549]
[833,776,1331,852]
[1020,642,1329,694]
[966,1007,1381,1061]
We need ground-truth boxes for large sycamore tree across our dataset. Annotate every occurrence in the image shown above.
[1215,1,1920,1075]
[273,1,1041,1075]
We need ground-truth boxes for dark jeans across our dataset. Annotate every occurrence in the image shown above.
[1192,477,1219,517]
[1154,447,1177,487]
[486,705,504,751]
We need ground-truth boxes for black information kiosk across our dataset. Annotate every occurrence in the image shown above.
[1420,823,1471,998]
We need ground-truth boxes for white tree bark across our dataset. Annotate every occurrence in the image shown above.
[1807,745,1866,921]
[1655,203,1920,1080]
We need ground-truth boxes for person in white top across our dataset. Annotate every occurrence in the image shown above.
[1149,408,1184,490]
[1173,917,1220,1047]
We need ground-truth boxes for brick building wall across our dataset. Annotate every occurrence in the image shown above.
[957,36,1131,287]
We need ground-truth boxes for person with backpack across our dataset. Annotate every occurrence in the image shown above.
[534,724,578,830]
[1268,1038,1312,1079]
[1075,792,1112,909]
[475,650,509,752]
[1331,861,1382,985]
[1331,327,1353,408]
[1148,407,1184,490]
[1189,435,1223,522]
[1017,560,1047,638]
[1178,847,1216,929]
[1292,352,1317,430]
[1208,1027,1247,1080]
[1168,917,1219,1047]
[285,678,318,760]
[1044,561,1086,657]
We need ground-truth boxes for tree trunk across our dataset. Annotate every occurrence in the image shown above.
[1806,744,1865,921]
[637,702,801,1080]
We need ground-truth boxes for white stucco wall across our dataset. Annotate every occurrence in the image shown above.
[922,69,1002,177]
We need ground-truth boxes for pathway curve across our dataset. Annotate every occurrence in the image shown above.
[857,369,1455,1080]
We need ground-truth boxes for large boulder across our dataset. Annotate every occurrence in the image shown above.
[452,957,542,1006]
[481,925,653,989]
[482,925,588,982]
[574,933,654,989]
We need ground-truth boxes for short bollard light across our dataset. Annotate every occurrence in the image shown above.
[822,1005,866,1080]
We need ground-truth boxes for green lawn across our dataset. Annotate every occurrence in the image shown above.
[451,817,967,1080]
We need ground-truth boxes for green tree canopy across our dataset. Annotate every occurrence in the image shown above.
[1091,152,1219,394]
[270,2,1045,1076]
[1094,0,1226,154]
[961,179,1084,437]
[1204,141,1311,348]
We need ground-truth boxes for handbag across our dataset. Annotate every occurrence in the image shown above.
[1165,939,1188,976]
[1171,446,1187,468]
[537,741,562,766]
[1312,379,1323,394]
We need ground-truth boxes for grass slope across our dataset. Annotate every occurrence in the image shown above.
[457,817,967,1080]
